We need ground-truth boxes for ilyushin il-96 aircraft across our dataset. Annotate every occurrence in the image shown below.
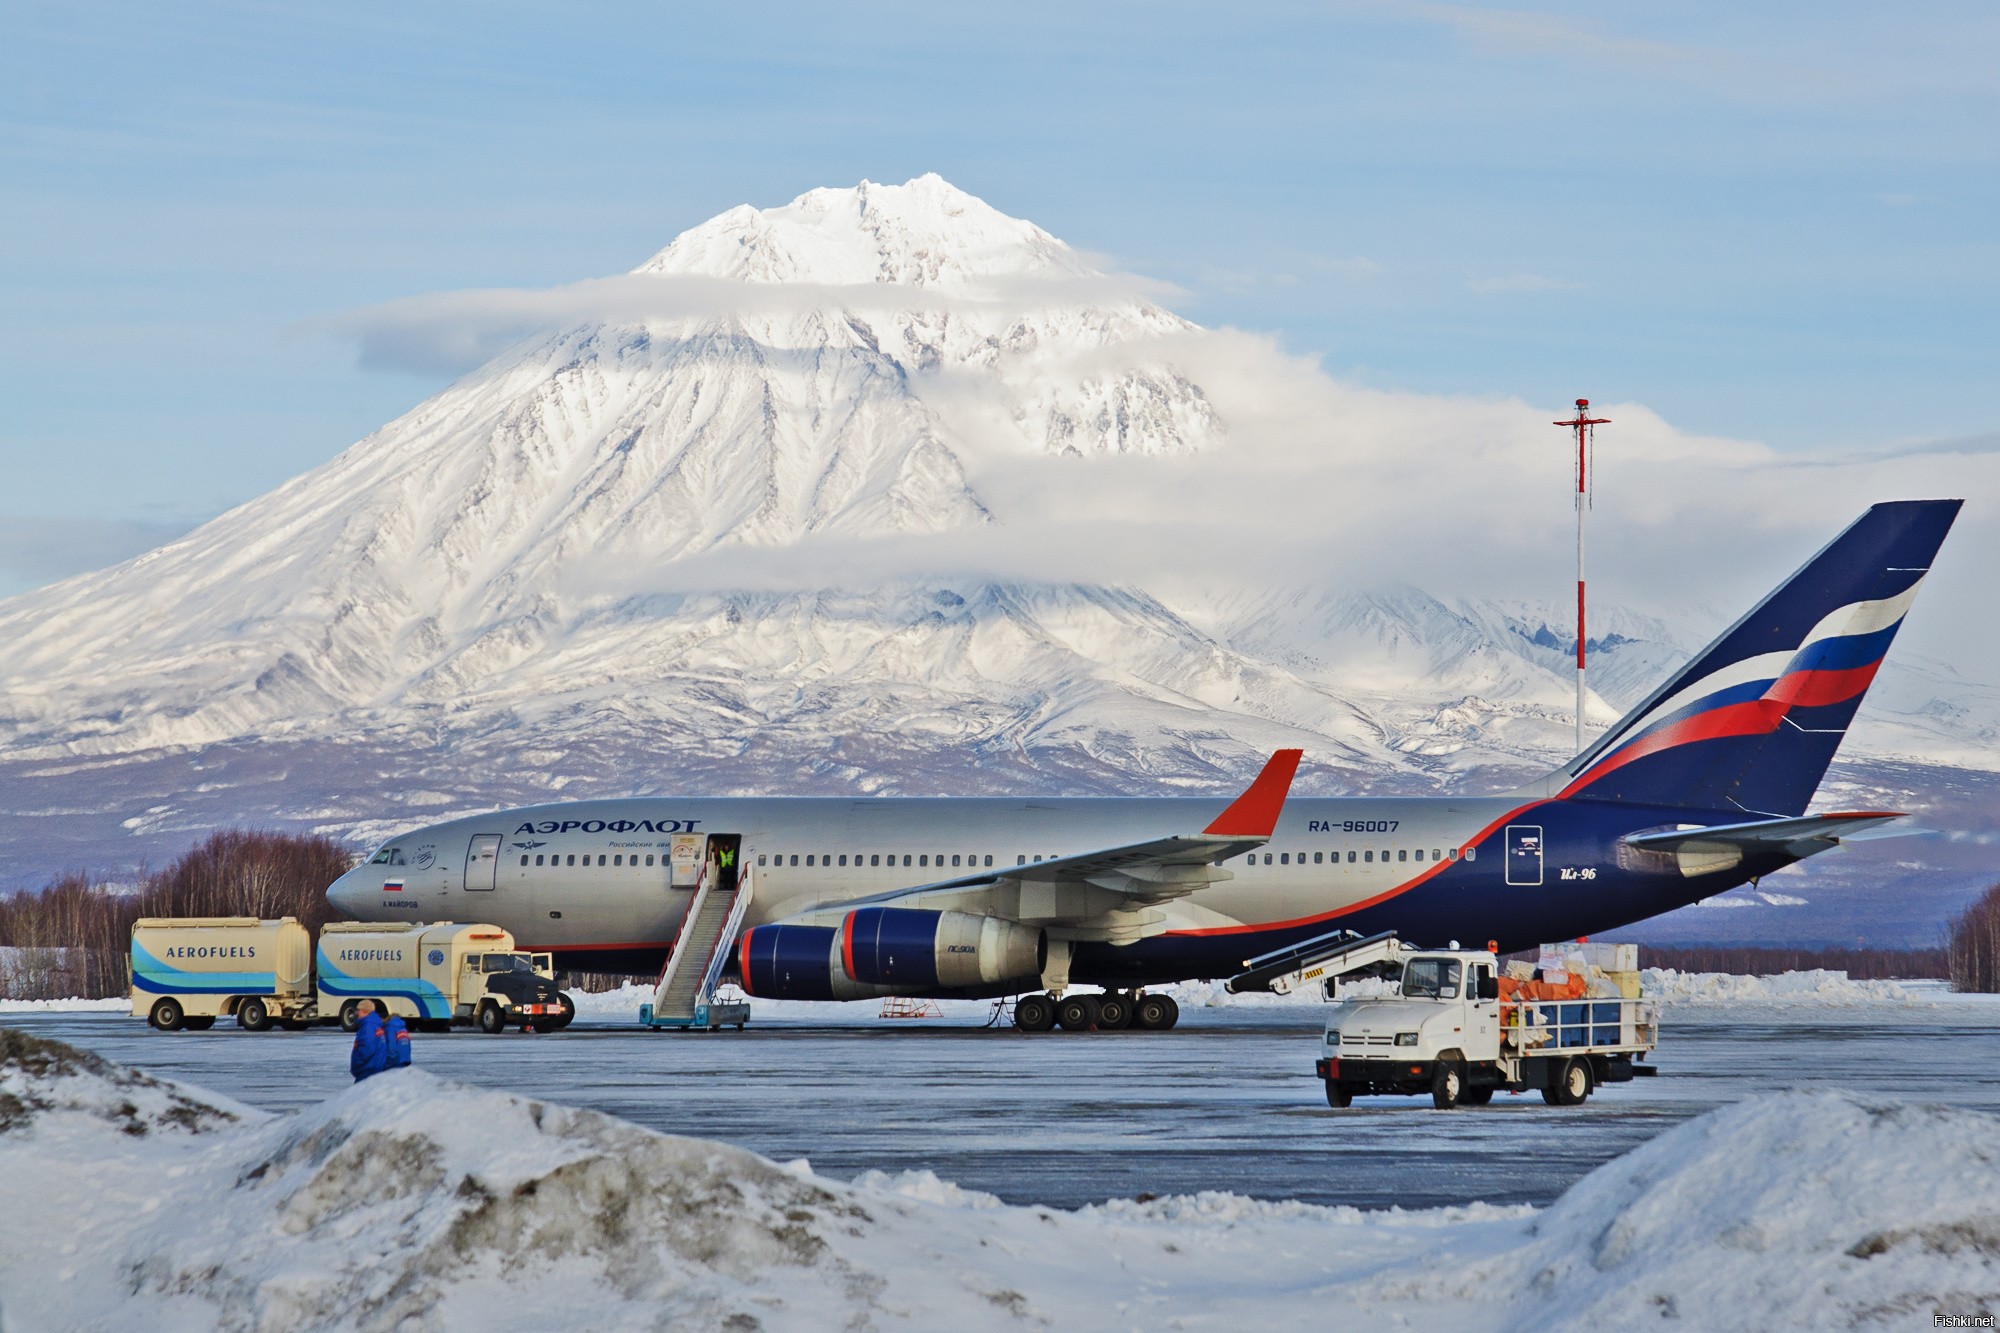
[328,500,1960,1030]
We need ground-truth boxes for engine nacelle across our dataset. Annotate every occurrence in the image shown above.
[841,907,1045,990]
[737,923,903,1001]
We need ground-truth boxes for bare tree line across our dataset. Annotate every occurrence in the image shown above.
[0,830,355,1000]
[1947,883,2000,993]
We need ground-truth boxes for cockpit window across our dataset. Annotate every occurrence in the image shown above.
[370,847,406,866]
[1403,958,1461,1000]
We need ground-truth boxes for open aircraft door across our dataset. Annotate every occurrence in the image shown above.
[464,834,501,891]
[670,833,706,887]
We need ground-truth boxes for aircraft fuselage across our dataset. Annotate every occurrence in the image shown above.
[326,791,1775,990]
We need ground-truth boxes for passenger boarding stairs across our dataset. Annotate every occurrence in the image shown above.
[640,857,753,1030]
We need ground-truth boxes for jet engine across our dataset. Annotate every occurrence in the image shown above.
[841,907,1045,990]
[738,909,1045,999]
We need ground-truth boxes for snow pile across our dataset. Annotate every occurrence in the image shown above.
[0,1027,242,1138]
[1641,968,1926,1006]
[1393,1092,2000,1327]
[0,995,128,1013]
[5,1028,1998,1329]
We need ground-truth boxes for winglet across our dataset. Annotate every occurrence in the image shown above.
[1203,749,1304,837]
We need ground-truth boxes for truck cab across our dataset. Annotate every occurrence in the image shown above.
[460,950,568,1032]
[1321,949,1503,1107]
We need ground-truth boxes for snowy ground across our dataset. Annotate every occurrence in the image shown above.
[2,1023,1998,1330]
[7,978,1998,1213]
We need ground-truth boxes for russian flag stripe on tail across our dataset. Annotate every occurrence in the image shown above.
[1559,499,1961,815]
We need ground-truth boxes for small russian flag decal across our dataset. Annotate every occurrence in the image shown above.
[383,880,404,892]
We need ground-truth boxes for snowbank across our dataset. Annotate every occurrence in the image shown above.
[2,1027,1996,1329]
[1639,967,1927,1006]
[0,996,129,1013]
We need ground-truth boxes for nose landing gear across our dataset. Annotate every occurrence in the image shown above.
[1012,990,1177,1033]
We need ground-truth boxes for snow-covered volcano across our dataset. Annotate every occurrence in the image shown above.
[0,175,1560,778]
[1,175,1996,916]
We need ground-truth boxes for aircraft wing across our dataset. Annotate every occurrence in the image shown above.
[778,749,1303,943]
[1621,810,1905,856]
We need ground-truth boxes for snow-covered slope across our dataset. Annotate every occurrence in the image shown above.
[2,1027,1995,1329]
[0,174,1993,872]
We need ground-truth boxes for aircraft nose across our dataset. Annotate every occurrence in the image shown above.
[326,868,364,918]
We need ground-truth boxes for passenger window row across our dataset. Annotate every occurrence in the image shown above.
[755,852,1019,869]
[1245,847,1474,865]
[520,853,659,867]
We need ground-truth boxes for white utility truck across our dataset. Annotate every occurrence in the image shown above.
[1227,929,1659,1109]
[130,917,315,1032]
[316,921,573,1034]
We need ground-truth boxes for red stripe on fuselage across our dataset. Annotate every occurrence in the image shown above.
[1166,799,1547,938]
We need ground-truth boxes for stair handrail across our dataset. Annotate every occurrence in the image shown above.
[654,854,712,1006]
[696,863,753,1005]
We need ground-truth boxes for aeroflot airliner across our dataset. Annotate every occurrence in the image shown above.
[327,500,1960,1022]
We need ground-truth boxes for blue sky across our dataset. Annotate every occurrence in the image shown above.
[2,1,1995,594]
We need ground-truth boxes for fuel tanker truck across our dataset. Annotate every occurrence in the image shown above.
[316,921,572,1033]
[130,917,315,1032]
[131,918,573,1034]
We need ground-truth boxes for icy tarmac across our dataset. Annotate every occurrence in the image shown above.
[10,992,1998,1211]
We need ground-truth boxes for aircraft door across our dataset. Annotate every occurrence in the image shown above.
[670,834,706,887]
[1504,825,1544,887]
[465,835,501,891]
[709,834,742,894]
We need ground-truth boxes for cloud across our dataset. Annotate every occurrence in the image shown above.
[546,317,1996,676]
[324,259,2000,682]
[1375,2,1848,97]
[319,270,1185,377]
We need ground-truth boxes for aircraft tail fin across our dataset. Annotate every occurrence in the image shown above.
[1553,499,1961,815]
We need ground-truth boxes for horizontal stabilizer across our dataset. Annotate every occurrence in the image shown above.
[1622,811,1905,855]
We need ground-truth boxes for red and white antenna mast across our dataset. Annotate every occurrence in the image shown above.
[1555,398,1610,755]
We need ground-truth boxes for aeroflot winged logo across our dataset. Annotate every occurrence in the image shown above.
[514,817,702,834]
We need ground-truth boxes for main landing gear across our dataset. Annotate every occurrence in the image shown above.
[1012,990,1178,1033]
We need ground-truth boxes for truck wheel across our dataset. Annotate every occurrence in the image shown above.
[1013,994,1056,1032]
[1056,994,1100,1031]
[548,994,576,1031]
[1431,1059,1466,1110]
[1324,1080,1353,1108]
[338,1000,362,1033]
[1133,994,1173,1030]
[1543,1056,1593,1106]
[1094,993,1132,1030]
[149,997,185,1032]
[1460,1086,1495,1106]
[477,1002,507,1035]
[237,997,273,1032]
[183,1016,215,1031]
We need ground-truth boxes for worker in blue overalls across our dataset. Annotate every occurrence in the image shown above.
[383,1010,412,1071]
[350,1000,389,1082]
